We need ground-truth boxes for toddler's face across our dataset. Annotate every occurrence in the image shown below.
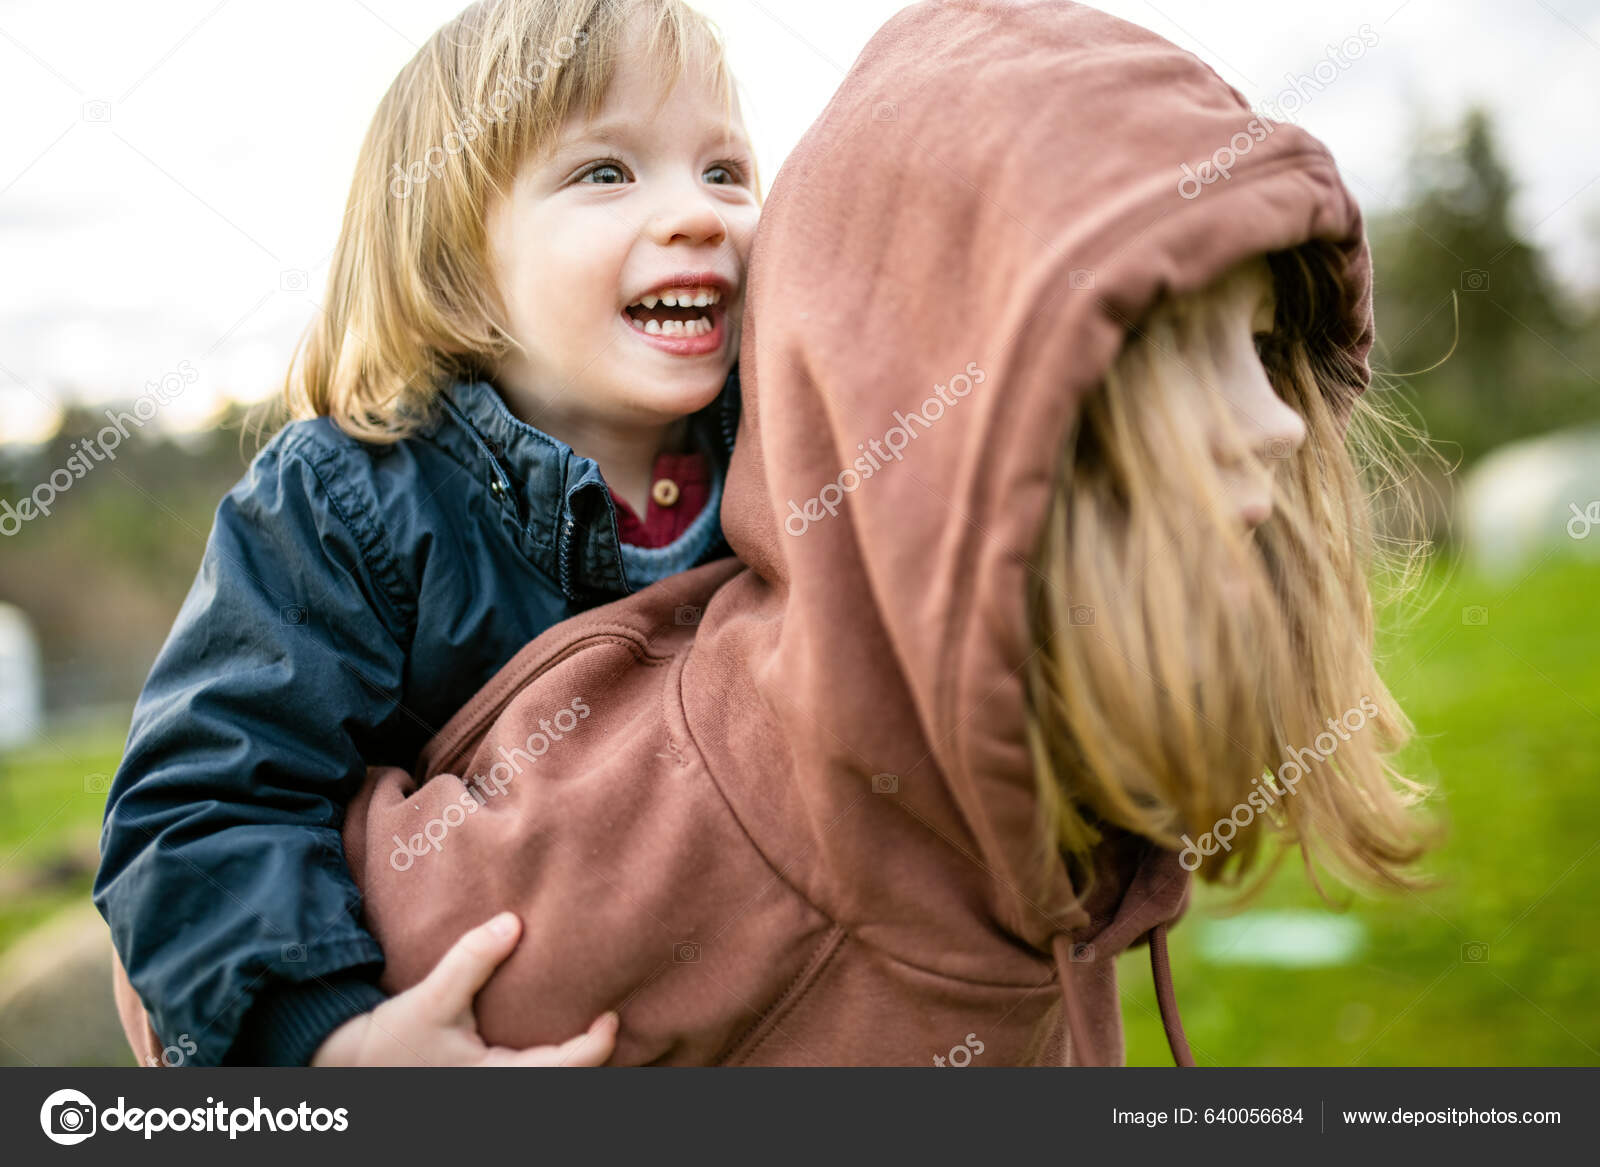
[485,50,758,433]
[1201,257,1307,530]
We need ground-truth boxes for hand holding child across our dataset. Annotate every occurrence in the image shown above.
[310,912,617,1067]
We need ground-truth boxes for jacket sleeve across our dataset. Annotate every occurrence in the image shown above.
[93,432,413,1066]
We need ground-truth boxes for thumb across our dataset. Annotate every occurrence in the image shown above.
[417,911,522,1021]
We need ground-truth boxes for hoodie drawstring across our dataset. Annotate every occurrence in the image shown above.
[1051,923,1193,1066]
[1148,923,1194,1066]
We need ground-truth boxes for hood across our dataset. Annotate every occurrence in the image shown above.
[707,0,1374,1057]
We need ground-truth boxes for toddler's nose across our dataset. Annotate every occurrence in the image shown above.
[649,190,727,249]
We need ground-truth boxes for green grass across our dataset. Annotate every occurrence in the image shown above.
[1122,556,1600,1065]
[0,727,121,955]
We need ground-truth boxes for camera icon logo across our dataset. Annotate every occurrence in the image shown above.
[1461,605,1489,627]
[674,604,703,626]
[1460,269,1490,292]
[1068,268,1096,290]
[871,772,899,794]
[1461,941,1490,963]
[40,1088,97,1145]
[281,605,308,626]
[1069,604,1095,626]
[280,269,309,293]
[673,940,701,963]
[81,100,111,123]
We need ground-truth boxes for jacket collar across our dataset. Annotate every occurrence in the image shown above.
[431,372,739,602]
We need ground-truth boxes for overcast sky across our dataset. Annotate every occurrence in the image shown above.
[2,0,1597,439]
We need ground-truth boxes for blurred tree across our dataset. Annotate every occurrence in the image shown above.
[1370,108,1596,465]
[0,406,258,712]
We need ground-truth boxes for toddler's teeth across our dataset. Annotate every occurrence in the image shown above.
[661,294,678,307]
[693,291,709,307]
[641,294,658,309]
[645,319,662,335]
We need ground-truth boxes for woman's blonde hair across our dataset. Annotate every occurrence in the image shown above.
[1026,241,1441,899]
[284,0,738,442]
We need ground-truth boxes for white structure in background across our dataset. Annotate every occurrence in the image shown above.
[1460,425,1600,581]
[0,603,43,750]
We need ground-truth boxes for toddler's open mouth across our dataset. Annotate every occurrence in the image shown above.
[621,278,732,355]
[623,286,722,337]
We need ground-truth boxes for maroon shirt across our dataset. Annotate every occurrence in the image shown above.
[608,451,711,548]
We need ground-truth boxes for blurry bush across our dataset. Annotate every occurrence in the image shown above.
[0,406,258,713]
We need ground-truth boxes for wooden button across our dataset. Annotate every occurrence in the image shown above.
[651,477,681,507]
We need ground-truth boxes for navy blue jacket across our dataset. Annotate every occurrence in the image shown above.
[94,376,737,1066]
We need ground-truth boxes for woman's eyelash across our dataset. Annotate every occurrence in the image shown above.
[1253,332,1294,369]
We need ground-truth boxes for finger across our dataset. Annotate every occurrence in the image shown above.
[485,1012,619,1068]
[416,911,522,1019]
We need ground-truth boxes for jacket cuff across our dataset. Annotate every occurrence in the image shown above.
[226,972,388,1066]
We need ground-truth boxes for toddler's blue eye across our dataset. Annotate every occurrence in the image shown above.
[581,163,628,184]
[703,164,737,185]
